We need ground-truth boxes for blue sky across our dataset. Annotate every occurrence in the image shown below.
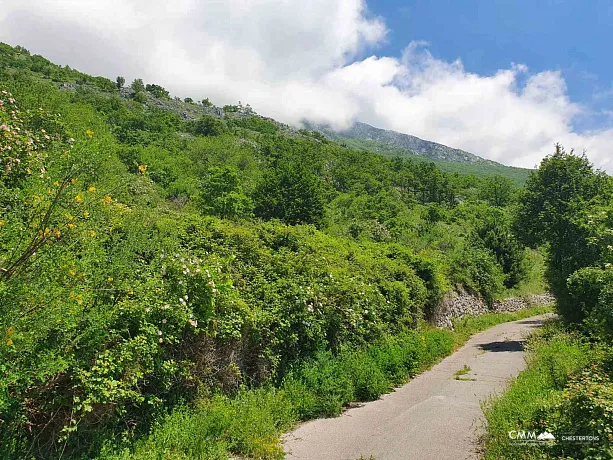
[369,0,613,131]
[0,0,611,171]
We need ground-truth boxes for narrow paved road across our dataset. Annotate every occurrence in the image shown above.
[283,314,553,460]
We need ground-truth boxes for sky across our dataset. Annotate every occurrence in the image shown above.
[0,0,611,171]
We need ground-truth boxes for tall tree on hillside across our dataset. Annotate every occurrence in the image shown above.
[515,144,612,321]
[253,158,325,226]
[479,175,515,207]
[116,76,125,90]
[131,78,145,93]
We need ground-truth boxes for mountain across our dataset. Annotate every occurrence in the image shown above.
[311,121,532,184]
[317,121,495,165]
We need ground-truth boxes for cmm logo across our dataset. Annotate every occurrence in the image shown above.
[508,431,556,442]
[509,431,537,440]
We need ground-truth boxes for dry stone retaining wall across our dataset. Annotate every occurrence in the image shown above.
[433,289,554,328]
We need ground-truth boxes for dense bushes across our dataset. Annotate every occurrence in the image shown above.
[450,246,505,304]
[112,308,548,460]
[186,115,228,136]
[0,42,542,459]
[485,147,613,460]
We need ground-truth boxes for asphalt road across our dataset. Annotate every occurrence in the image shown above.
[283,314,553,460]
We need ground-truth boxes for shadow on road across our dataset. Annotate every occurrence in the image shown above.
[515,319,544,325]
[478,340,525,352]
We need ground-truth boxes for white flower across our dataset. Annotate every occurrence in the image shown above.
[157,330,162,336]
[162,319,167,324]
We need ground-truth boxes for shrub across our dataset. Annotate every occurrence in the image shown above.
[450,246,505,305]
[133,91,147,103]
[186,115,228,136]
[473,210,526,288]
[253,159,325,226]
[198,167,252,218]
[145,84,169,98]
[131,78,145,93]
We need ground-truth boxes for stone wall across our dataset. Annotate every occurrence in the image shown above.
[433,289,554,329]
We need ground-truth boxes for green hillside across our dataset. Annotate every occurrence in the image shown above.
[332,136,532,185]
[0,42,544,459]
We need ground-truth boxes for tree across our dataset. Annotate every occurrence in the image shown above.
[478,175,515,207]
[201,98,212,107]
[186,115,228,136]
[253,158,325,226]
[473,209,526,288]
[199,167,252,218]
[145,83,169,98]
[131,78,145,93]
[116,76,125,90]
[515,144,612,321]
[184,97,193,104]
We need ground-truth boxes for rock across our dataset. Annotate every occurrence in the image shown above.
[433,288,554,329]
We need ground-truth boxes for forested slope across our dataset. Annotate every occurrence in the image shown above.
[0,42,542,459]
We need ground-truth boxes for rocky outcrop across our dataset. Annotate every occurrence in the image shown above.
[433,289,554,329]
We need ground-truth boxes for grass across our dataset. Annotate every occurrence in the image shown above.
[482,319,592,459]
[504,249,548,299]
[104,304,553,460]
[454,365,475,381]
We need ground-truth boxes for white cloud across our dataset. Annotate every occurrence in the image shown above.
[0,0,611,172]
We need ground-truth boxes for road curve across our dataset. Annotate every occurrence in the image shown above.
[283,314,553,460]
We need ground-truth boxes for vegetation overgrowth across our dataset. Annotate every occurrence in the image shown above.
[107,305,551,460]
[484,146,613,459]
[0,42,549,459]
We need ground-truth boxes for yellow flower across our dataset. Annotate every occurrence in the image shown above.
[83,211,90,218]
[6,339,13,346]
[54,228,61,238]
[26,167,31,175]
[0,220,4,227]
[7,326,14,336]
[43,227,50,236]
[88,186,96,193]
[74,195,83,203]
[67,223,77,230]
[71,178,78,184]
[107,277,114,282]
[90,230,96,237]
[86,129,94,137]
[54,181,61,187]
[69,269,76,277]
[138,164,148,174]
[101,196,112,204]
